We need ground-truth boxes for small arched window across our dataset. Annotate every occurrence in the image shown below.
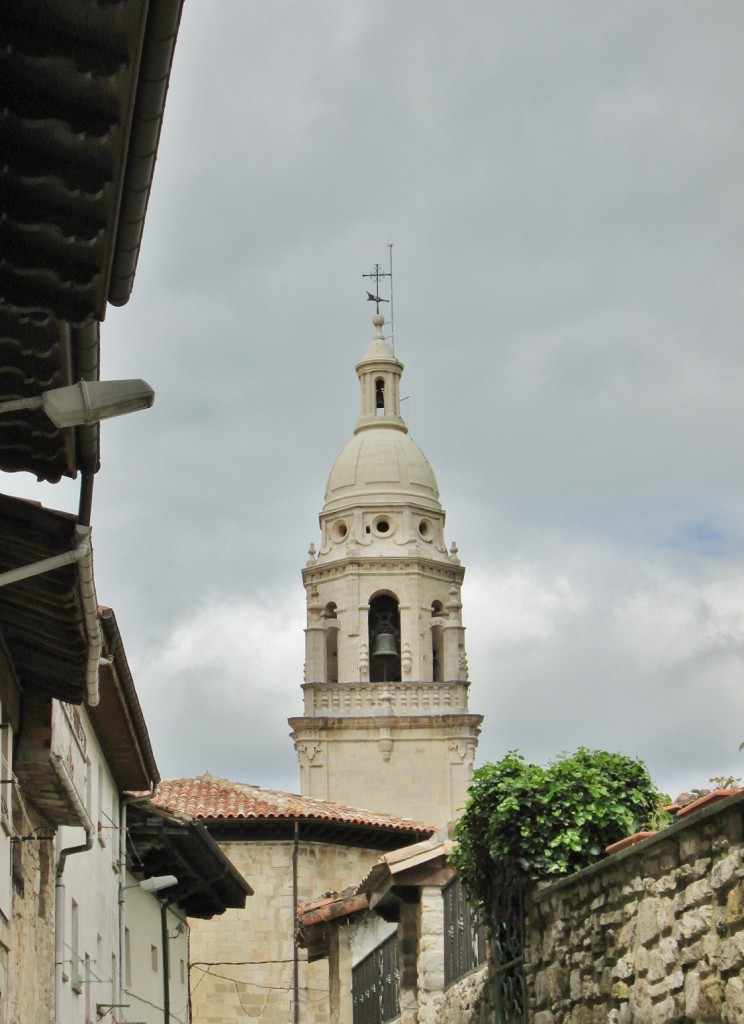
[324,603,338,683]
[431,602,445,682]
[375,377,385,415]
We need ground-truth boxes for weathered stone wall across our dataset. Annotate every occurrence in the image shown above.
[430,965,490,1024]
[525,793,744,1024]
[6,793,56,1024]
[414,886,490,1024]
[189,838,382,1024]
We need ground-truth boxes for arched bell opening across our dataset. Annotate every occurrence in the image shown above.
[431,601,445,683]
[375,377,385,416]
[324,603,339,683]
[368,592,401,682]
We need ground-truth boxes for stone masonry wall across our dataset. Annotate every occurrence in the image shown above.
[525,793,744,1024]
[6,794,56,1024]
[189,838,381,1024]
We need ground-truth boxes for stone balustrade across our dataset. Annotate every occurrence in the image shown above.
[301,680,470,717]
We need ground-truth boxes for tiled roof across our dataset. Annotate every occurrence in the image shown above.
[357,835,455,897]
[297,887,369,929]
[0,0,184,481]
[153,774,436,835]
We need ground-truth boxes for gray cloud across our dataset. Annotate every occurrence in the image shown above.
[11,0,744,799]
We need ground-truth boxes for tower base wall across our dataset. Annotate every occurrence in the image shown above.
[290,712,482,827]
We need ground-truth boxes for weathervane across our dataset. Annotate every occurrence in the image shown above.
[362,244,396,348]
[363,263,390,313]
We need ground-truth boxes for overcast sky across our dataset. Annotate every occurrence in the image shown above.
[12,1,744,803]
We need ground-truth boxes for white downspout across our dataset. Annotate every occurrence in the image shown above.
[52,754,95,1023]
[0,525,102,706]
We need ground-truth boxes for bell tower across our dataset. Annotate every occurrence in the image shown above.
[289,310,482,827]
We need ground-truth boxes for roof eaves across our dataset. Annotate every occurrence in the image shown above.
[90,607,159,789]
[107,0,185,306]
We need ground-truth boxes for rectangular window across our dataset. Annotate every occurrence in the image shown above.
[443,876,487,986]
[71,900,81,993]
[84,953,92,1022]
[352,932,399,1024]
[124,928,132,990]
[151,945,158,972]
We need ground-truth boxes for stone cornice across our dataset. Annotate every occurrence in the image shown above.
[289,713,483,733]
[303,557,465,587]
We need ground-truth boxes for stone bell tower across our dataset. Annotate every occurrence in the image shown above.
[289,311,482,827]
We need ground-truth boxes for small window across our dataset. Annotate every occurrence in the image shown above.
[71,900,80,992]
[372,517,394,537]
[151,945,159,972]
[375,377,385,414]
[332,520,348,542]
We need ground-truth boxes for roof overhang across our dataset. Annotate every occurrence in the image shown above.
[0,0,184,481]
[126,801,253,919]
[0,493,90,703]
[88,607,160,791]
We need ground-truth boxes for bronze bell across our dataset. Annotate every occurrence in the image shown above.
[371,633,397,658]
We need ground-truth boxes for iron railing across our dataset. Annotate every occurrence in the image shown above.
[352,932,399,1024]
[443,875,488,986]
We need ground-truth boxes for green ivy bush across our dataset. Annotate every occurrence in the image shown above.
[452,748,670,909]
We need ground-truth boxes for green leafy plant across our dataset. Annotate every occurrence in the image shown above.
[452,748,670,909]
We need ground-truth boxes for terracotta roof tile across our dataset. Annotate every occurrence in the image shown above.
[297,888,369,928]
[674,788,741,818]
[152,774,436,834]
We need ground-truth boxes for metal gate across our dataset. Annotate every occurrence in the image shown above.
[491,871,527,1024]
[352,932,399,1024]
[443,875,487,985]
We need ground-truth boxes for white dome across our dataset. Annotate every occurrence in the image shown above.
[323,427,441,514]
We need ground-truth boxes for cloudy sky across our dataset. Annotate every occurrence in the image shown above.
[13,1,744,802]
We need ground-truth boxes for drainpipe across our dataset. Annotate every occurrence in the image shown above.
[161,898,177,1024]
[0,524,102,705]
[53,754,94,1023]
[293,820,299,1024]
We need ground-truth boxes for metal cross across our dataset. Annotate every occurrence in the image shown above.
[363,262,391,312]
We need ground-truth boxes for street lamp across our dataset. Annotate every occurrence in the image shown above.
[0,379,154,427]
[123,875,178,894]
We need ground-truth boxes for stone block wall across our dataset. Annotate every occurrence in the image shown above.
[189,838,382,1024]
[525,793,744,1024]
[6,795,55,1024]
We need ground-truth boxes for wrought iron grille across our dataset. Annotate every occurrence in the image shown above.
[352,932,400,1024]
[491,870,527,1024]
[443,875,488,986]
